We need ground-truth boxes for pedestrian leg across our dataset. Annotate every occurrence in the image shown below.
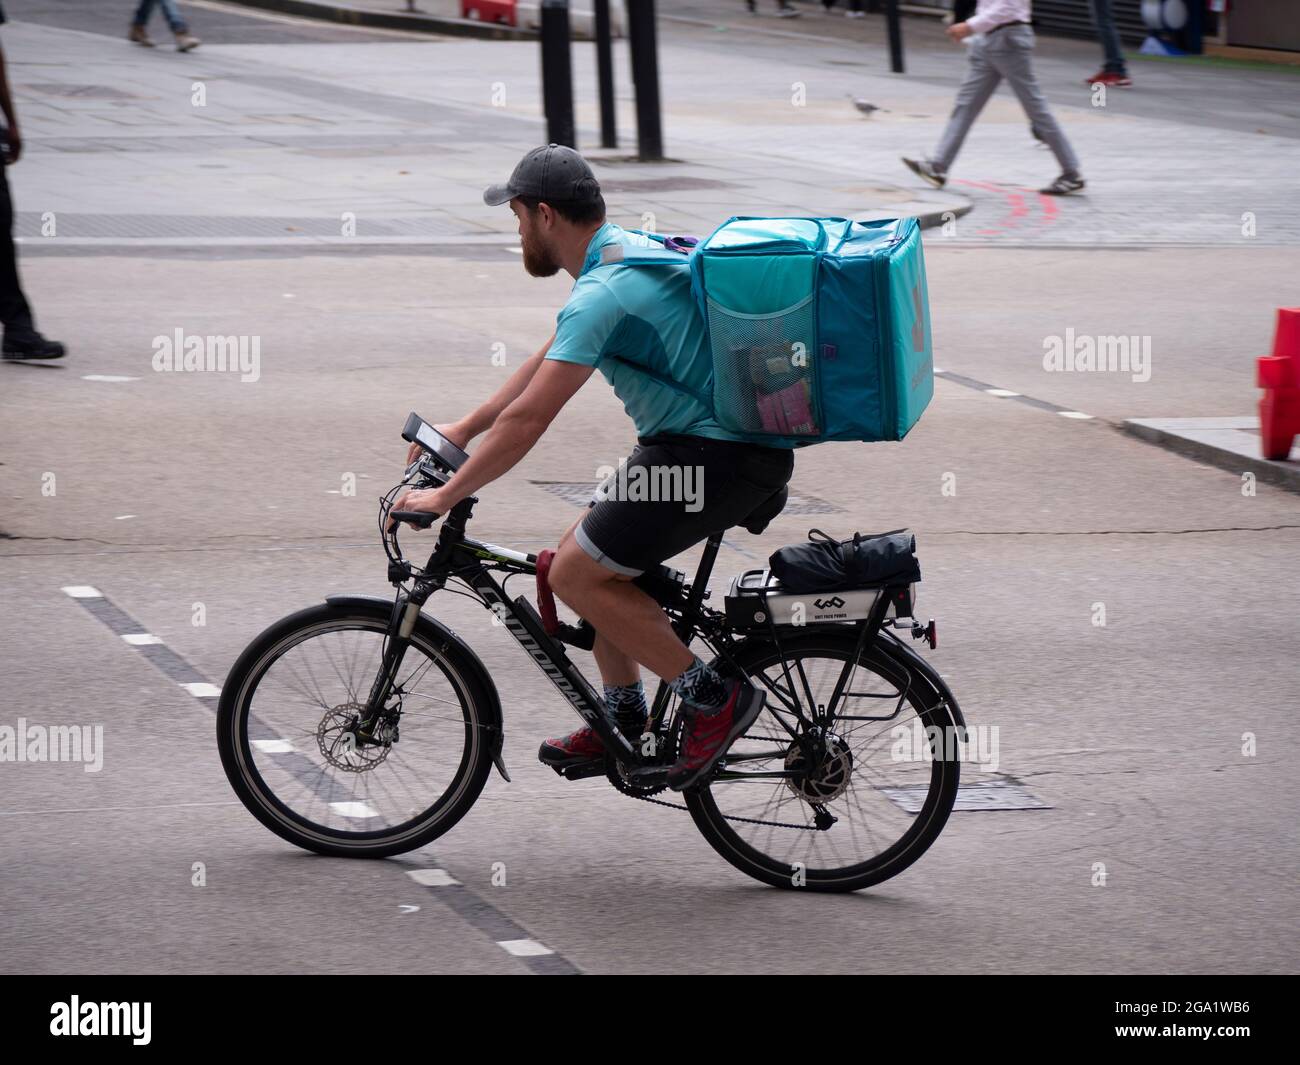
[991,25,1082,178]
[1089,0,1129,76]
[931,39,1001,174]
[0,162,34,335]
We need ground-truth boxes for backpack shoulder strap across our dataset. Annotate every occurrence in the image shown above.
[602,353,711,406]
[593,232,709,405]
[599,243,692,266]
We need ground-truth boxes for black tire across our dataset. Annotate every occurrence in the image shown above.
[217,601,497,858]
[685,631,960,892]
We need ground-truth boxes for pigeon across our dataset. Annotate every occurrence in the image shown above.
[849,95,889,117]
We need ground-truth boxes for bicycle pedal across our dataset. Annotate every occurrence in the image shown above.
[626,765,669,784]
[554,759,608,781]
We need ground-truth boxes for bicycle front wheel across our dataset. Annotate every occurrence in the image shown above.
[686,630,960,892]
[217,602,496,858]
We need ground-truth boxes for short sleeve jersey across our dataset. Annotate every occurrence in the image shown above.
[545,222,747,443]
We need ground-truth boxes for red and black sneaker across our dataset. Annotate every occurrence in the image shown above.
[1085,70,1132,88]
[667,680,766,792]
[538,725,607,768]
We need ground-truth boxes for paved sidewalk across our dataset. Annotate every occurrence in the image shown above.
[6,15,966,250]
[1124,416,1300,492]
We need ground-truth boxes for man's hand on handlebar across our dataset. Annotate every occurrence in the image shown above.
[387,486,450,533]
[405,421,471,467]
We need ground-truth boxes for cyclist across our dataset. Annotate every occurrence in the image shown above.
[391,144,795,791]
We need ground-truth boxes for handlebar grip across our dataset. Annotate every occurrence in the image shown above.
[391,509,438,529]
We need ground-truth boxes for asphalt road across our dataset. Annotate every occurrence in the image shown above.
[1,1,1297,975]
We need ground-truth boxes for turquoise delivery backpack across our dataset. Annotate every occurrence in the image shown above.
[600,216,934,448]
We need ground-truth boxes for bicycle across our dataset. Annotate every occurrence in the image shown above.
[217,414,964,891]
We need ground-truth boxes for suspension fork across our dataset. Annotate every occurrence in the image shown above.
[357,588,425,731]
[361,496,477,726]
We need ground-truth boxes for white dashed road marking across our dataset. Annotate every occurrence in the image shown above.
[400,858,580,974]
[330,801,380,819]
[935,369,1098,422]
[65,583,580,974]
[498,939,555,958]
[181,682,222,698]
[406,868,460,887]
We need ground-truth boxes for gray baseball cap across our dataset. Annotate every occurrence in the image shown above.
[483,144,602,207]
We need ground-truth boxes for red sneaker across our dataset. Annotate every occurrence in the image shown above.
[1085,70,1132,87]
[538,725,606,768]
[667,680,766,791]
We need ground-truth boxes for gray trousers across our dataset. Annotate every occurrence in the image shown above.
[933,24,1081,178]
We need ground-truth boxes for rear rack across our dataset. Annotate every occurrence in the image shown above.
[724,568,914,630]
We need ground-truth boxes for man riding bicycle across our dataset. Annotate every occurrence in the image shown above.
[391,145,794,791]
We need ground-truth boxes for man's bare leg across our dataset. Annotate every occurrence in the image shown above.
[555,518,645,687]
[546,523,757,791]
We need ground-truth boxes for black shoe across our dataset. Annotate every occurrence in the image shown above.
[3,331,66,360]
[901,156,946,189]
[1041,174,1085,196]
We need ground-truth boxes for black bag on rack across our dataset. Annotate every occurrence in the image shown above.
[768,528,920,593]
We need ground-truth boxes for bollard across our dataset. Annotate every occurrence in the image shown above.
[626,0,664,160]
[884,0,904,74]
[540,0,576,148]
[1257,307,1300,460]
[594,0,617,148]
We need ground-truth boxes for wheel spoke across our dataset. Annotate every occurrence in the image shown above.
[697,639,957,886]
[235,617,479,839]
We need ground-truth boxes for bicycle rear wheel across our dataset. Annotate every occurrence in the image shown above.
[217,602,496,858]
[686,630,960,892]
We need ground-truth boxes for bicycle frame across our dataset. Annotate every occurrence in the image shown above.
[364,492,915,785]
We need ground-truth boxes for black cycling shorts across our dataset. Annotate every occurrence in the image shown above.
[575,433,794,576]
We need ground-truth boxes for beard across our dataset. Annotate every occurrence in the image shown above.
[521,232,561,278]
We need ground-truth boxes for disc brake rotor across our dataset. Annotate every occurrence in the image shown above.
[316,702,394,773]
[785,733,854,804]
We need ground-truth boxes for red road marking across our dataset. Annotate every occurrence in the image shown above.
[952,178,1060,237]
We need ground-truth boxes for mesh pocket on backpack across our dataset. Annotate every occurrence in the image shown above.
[705,295,819,437]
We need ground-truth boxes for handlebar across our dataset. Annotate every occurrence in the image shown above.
[390,509,438,529]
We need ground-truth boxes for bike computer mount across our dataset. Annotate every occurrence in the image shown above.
[402,411,469,474]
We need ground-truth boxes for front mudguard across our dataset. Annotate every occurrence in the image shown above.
[325,594,510,781]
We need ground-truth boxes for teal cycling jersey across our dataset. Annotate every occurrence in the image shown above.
[546,222,755,444]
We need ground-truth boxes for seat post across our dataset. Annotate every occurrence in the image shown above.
[684,532,724,618]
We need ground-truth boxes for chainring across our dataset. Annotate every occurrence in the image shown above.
[606,721,679,798]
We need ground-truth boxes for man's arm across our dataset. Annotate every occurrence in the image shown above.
[409,333,555,461]
[391,356,595,524]
[0,39,21,163]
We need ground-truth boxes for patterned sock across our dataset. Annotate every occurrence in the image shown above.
[604,681,648,733]
[667,657,728,715]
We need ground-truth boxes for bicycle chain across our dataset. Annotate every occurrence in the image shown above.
[609,721,822,831]
[619,777,823,832]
